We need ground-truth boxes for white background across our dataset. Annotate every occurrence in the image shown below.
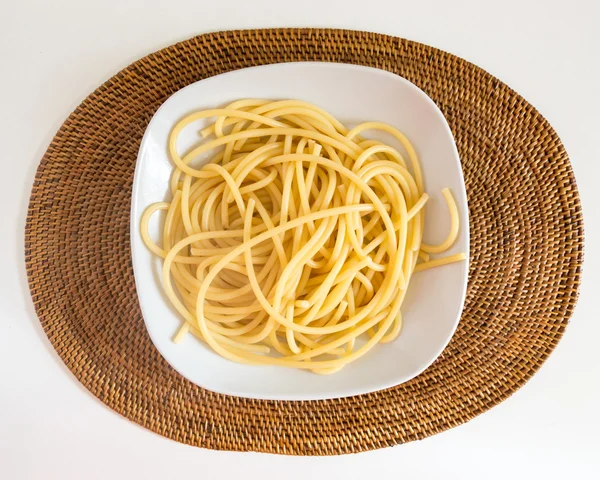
[1,0,598,478]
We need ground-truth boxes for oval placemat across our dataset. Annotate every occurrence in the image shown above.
[25,29,583,455]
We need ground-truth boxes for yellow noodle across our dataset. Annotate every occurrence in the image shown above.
[140,99,466,373]
[413,253,467,273]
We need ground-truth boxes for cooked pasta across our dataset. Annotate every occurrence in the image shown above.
[140,99,465,373]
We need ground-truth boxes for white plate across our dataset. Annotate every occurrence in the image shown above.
[131,62,469,400]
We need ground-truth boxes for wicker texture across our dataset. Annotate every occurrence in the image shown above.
[25,29,583,455]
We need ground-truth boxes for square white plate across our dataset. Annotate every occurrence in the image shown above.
[131,62,469,400]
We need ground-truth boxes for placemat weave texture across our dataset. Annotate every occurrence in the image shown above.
[25,29,583,455]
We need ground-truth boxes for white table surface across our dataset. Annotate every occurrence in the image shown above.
[2,1,599,478]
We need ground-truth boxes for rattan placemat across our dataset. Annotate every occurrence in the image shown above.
[25,29,583,455]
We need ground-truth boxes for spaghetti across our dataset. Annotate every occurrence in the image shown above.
[140,99,465,373]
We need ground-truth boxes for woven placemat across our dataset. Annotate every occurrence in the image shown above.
[25,28,583,455]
